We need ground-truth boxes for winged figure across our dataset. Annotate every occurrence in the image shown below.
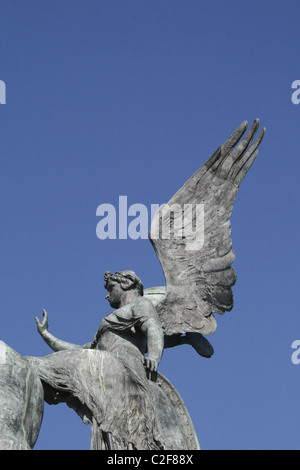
[0,119,265,451]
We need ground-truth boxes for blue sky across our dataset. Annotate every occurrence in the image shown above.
[0,0,299,450]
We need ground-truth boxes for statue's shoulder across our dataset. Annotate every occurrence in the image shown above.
[131,295,159,322]
[132,295,155,309]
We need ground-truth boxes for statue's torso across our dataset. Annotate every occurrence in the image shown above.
[93,299,148,363]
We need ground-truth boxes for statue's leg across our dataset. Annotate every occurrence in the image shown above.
[0,341,44,450]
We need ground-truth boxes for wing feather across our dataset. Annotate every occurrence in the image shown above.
[149,119,265,336]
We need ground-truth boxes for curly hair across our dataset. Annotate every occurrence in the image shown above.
[104,270,144,296]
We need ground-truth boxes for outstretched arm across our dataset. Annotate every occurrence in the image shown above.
[35,310,91,352]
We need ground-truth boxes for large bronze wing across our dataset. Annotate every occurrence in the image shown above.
[147,119,265,353]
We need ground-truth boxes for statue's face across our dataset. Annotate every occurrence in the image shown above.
[105,281,123,308]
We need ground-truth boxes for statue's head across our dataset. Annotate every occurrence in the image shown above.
[104,270,143,308]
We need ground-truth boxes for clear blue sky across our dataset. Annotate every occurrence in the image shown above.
[0,0,299,450]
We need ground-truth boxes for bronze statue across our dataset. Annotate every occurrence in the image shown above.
[31,270,198,449]
[0,119,265,450]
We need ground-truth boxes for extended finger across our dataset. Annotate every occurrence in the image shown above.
[42,309,48,325]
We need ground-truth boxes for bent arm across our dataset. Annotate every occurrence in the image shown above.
[35,310,91,352]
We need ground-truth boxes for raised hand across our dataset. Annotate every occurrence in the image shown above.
[35,309,49,336]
